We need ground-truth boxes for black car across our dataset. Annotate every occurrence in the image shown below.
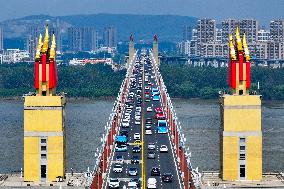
[132,145,141,153]
[162,173,173,182]
[130,178,141,187]
[120,130,128,137]
[151,167,160,176]
[131,156,139,163]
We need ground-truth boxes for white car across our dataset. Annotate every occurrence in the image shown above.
[128,181,138,189]
[160,145,168,153]
[134,133,140,140]
[147,107,153,112]
[145,129,152,135]
[113,164,123,173]
[148,143,155,150]
[147,178,157,189]
[136,107,142,112]
[109,178,120,188]
[135,121,141,125]
[145,86,150,90]
[122,122,129,128]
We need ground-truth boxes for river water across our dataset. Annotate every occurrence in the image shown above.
[0,99,283,173]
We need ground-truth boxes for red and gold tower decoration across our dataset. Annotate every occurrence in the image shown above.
[228,27,251,95]
[34,25,58,96]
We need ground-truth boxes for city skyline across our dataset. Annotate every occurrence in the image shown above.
[0,0,283,25]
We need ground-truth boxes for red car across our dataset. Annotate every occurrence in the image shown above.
[145,91,150,95]
[155,107,163,114]
[155,113,166,120]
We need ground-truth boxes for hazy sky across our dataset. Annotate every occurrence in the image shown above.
[0,0,283,25]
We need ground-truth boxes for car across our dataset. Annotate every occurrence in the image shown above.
[136,107,142,112]
[145,129,152,135]
[145,91,150,95]
[155,107,163,114]
[160,145,168,153]
[147,107,153,112]
[145,94,150,98]
[131,155,139,164]
[155,113,166,120]
[147,178,157,189]
[145,124,152,129]
[115,144,127,152]
[134,133,140,140]
[130,178,141,187]
[132,145,141,153]
[147,151,156,159]
[128,181,138,189]
[135,120,141,125]
[115,155,124,164]
[134,140,141,145]
[122,122,130,128]
[151,167,160,176]
[145,98,151,102]
[109,178,120,188]
[148,143,155,150]
[128,168,138,176]
[146,118,152,124]
[162,173,173,183]
[120,130,128,137]
[145,86,150,90]
[135,115,141,121]
[153,95,160,101]
[113,164,123,173]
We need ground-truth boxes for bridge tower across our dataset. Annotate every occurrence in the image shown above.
[24,25,66,182]
[153,34,160,66]
[220,27,262,181]
[127,34,135,69]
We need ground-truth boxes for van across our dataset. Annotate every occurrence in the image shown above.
[147,178,156,189]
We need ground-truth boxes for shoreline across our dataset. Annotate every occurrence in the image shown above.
[0,96,284,107]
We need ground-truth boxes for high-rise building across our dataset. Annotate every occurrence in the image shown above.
[196,19,216,43]
[183,25,192,41]
[0,27,3,50]
[68,27,98,52]
[258,30,270,42]
[221,19,239,43]
[216,28,223,43]
[26,26,40,60]
[239,19,259,43]
[104,26,117,48]
[270,20,284,42]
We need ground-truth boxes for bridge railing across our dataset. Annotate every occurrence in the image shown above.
[90,52,137,189]
[150,51,202,189]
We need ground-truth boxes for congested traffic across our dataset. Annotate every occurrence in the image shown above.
[107,50,181,189]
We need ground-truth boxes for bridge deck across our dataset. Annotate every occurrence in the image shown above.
[107,52,182,188]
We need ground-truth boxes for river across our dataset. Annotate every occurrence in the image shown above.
[0,99,283,173]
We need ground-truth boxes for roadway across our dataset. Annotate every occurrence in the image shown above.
[107,51,181,189]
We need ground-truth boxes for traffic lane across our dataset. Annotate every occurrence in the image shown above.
[109,72,143,183]
[157,133,180,188]
[144,126,163,189]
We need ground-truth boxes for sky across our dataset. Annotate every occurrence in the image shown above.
[0,0,283,25]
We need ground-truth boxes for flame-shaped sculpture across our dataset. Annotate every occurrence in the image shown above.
[228,27,251,95]
[34,25,58,96]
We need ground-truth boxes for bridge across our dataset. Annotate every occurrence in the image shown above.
[90,37,201,189]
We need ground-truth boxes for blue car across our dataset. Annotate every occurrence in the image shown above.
[157,120,168,134]
[153,94,160,101]
[115,144,127,152]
